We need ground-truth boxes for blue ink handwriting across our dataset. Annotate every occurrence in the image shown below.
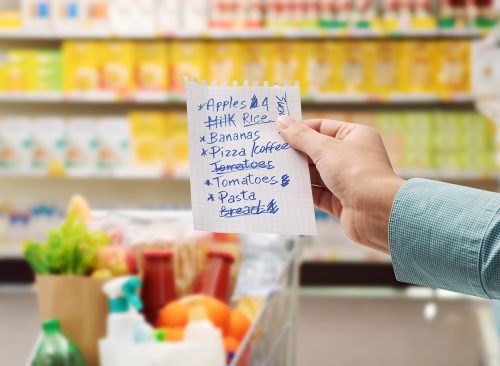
[281,174,290,187]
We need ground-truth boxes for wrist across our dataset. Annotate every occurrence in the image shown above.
[359,175,405,253]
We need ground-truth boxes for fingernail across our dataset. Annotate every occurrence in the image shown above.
[277,116,296,130]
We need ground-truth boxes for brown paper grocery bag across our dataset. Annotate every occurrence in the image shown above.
[36,275,108,366]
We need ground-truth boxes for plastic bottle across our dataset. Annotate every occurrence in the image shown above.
[194,250,235,304]
[102,276,153,344]
[33,319,86,366]
[141,251,177,325]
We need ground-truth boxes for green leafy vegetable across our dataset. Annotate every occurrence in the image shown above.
[23,212,111,275]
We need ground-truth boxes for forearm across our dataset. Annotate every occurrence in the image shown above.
[389,178,500,298]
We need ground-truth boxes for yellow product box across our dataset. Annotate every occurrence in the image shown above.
[165,112,189,170]
[0,11,22,29]
[100,41,135,92]
[207,41,242,83]
[268,41,306,93]
[129,111,168,165]
[370,42,403,96]
[170,41,207,93]
[436,41,471,97]
[62,41,100,92]
[337,41,370,94]
[4,50,37,92]
[0,65,7,92]
[303,42,340,96]
[135,42,169,92]
[241,42,272,83]
[401,41,437,94]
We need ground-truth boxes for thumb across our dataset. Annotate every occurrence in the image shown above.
[277,116,333,163]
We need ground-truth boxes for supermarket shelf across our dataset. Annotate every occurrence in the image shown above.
[0,244,23,259]
[301,262,406,287]
[0,256,404,286]
[0,258,34,284]
[0,92,477,106]
[0,91,179,104]
[0,27,485,40]
[0,167,191,181]
[397,170,500,181]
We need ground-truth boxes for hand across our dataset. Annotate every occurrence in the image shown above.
[277,116,405,253]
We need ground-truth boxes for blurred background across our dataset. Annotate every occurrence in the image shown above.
[0,0,500,365]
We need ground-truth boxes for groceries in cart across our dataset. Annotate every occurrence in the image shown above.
[23,195,292,365]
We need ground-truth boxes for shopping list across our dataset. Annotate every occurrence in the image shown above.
[185,79,317,235]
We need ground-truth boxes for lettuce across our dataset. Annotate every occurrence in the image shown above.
[23,212,111,275]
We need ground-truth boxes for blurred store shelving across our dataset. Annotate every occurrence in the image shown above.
[0,0,499,285]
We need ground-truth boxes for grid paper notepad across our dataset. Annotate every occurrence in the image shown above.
[185,79,317,235]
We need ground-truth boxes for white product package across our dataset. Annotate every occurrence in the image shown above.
[109,0,155,35]
[181,0,209,31]
[31,117,66,171]
[96,117,131,170]
[157,0,181,33]
[185,80,317,235]
[65,117,98,173]
[51,0,86,30]
[99,338,225,366]
[472,39,500,98]
[0,117,33,171]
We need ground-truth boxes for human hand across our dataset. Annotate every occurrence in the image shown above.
[277,116,404,253]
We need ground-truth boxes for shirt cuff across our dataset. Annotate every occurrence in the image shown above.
[389,178,499,298]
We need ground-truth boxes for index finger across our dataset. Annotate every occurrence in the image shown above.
[304,119,350,138]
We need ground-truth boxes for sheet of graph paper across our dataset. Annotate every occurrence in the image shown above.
[185,80,317,235]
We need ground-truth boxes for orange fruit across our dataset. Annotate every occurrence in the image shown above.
[200,296,231,332]
[156,301,190,328]
[166,327,184,342]
[157,295,231,332]
[227,309,251,341]
[224,336,240,353]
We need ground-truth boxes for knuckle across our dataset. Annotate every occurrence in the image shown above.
[287,123,308,140]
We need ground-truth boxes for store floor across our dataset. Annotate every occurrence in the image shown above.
[0,288,484,366]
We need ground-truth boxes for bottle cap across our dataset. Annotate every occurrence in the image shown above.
[207,250,235,263]
[109,297,129,313]
[154,329,167,342]
[123,277,143,311]
[42,319,61,334]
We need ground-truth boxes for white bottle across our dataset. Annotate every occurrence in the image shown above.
[184,306,226,366]
[102,276,151,343]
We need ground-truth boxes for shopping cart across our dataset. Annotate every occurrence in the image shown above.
[26,210,301,366]
[230,238,300,366]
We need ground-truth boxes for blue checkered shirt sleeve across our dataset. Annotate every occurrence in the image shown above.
[389,178,500,299]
